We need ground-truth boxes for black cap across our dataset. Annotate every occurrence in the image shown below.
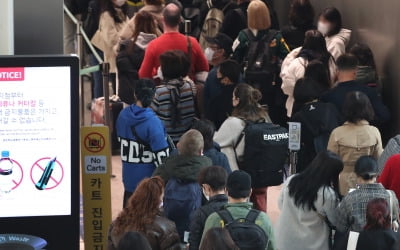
[227,170,252,199]
[355,156,378,179]
[205,33,233,55]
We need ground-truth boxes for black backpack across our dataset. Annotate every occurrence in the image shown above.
[243,29,278,91]
[236,120,288,188]
[217,209,268,250]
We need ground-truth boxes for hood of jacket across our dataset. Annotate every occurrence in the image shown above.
[135,32,157,50]
[356,66,377,85]
[280,47,302,73]
[163,155,212,182]
[125,105,156,127]
[327,28,351,45]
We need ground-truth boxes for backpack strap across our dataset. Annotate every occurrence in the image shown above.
[131,126,150,147]
[245,209,260,223]
[222,2,233,13]
[217,209,235,227]
[234,118,249,150]
[234,8,246,25]
[206,0,213,9]
[243,28,256,42]
[187,35,193,72]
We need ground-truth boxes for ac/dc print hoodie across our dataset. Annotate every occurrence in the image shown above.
[116,104,169,192]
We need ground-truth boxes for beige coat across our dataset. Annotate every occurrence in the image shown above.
[91,9,128,73]
[119,5,163,40]
[327,120,383,195]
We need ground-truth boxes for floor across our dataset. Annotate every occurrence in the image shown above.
[80,156,283,249]
[79,77,283,249]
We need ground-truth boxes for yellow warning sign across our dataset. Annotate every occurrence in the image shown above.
[80,126,112,250]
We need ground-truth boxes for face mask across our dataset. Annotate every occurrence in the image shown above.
[113,0,126,7]
[317,22,330,36]
[204,47,215,62]
[202,188,210,201]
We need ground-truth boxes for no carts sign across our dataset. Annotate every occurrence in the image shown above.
[84,156,106,174]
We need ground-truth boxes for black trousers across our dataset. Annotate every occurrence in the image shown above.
[123,190,133,208]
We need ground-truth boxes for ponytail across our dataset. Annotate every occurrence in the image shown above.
[251,88,262,104]
[232,84,268,122]
[364,198,391,230]
[135,79,156,107]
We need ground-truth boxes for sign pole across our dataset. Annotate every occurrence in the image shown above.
[288,122,301,176]
[81,126,112,250]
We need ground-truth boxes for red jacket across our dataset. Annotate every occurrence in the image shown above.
[139,32,209,79]
[378,154,400,201]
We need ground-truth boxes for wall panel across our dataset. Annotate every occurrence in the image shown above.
[275,0,400,136]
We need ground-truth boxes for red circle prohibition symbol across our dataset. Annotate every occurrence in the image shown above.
[84,132,106,153]
[8,159,24,190]
[30,157,64,190]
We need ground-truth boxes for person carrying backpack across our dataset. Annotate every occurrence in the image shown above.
[291,78,342,173]
[198,0,236,50]
[201,170,276,250]
[153,130,212,243]
[215,84,287,212]
[232,0,290,125]
[189,166,229,250]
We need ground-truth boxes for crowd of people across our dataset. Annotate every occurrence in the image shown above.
[64,0,400,249]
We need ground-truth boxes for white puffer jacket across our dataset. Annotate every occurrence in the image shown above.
[326,28,352,60]
[280,47,337,117]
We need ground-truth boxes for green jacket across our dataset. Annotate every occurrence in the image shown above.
[153,155,212,184]
[201,202,276,250]
[233,29,290,64]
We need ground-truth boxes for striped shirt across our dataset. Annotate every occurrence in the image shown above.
[151,79,196,143]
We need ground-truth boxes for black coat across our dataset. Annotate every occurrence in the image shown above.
[188,194,228,250]
[333,230,400,250]
[206,84,235,130]
[291,102,342,172]
[321,80,390,124]
[281,25,315,51]
[116,43,145,104]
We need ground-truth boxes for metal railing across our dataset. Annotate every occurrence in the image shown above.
[63,4,111,130]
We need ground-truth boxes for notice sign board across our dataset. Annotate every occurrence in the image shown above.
[81,126,112,250]
[0,66,71,216]
[0,56,80,250]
